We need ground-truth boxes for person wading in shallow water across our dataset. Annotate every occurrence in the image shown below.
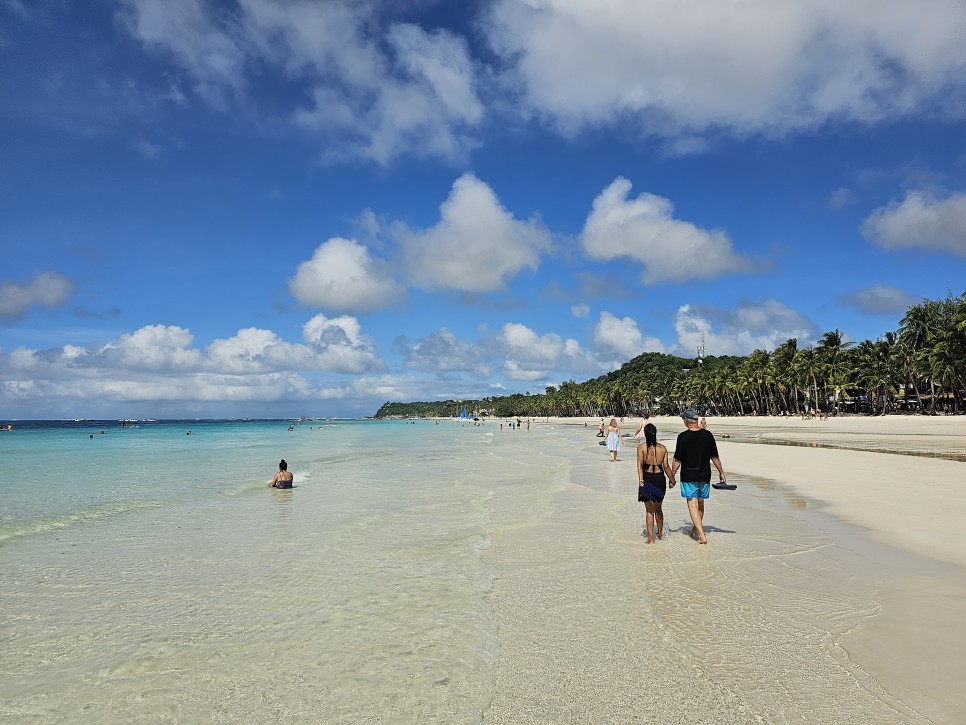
[269,459,294,488]
[637,423,675,544]
[605,418,622,462]
[670,409,726,544]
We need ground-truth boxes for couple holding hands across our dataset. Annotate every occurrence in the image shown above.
[636,409,731,545]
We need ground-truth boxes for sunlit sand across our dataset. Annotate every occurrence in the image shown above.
[482,414,966,723]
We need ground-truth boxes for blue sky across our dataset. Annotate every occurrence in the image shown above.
[1,0,964,419]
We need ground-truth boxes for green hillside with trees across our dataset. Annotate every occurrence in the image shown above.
[374,292,966,419]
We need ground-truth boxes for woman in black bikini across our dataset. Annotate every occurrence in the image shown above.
[636,424,676,544]
[269,459,294,488]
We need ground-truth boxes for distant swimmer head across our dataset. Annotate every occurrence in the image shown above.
[279,459,288,471]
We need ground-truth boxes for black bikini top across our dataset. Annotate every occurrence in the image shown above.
[642,444,664,473]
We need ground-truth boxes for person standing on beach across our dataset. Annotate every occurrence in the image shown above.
[670,408,726,544]
[637,423,675,543]
[269,459,294,488]
[605,418,622,462]
[633,413,650,440]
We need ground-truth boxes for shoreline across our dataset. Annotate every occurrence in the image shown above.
[533,414,966,566]
[3,417,964,722]
[482,415,966,722]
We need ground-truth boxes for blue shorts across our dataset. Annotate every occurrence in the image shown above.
[680,482,710,499]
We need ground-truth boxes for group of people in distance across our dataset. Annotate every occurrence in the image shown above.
[613,409,726,545]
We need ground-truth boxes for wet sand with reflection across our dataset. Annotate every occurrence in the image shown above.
[482,417,966,723]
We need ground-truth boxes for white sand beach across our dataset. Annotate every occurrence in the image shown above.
[481,414,966,724]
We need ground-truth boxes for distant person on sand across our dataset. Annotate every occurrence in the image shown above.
[605,418,622,462]
[269,459,294,489]
[699,417,707,430]
[637,423,675,544]
[597,420,606,437]
[633,414,650,440]
[671,409,726,544]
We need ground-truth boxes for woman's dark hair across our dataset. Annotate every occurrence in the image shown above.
[643,423,658,449]
[279,459,288,471]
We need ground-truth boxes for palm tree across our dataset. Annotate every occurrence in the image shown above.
[792,347,821,415]
[818,329,854,412]
[772,339,799,414]
[851,337,896,414]
[899,299,942,412]
[928,329,965,412]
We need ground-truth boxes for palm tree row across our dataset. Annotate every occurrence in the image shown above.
[376,292,966,419]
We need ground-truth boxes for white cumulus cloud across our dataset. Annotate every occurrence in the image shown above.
[0,272,74,321]
[396,173,552,292]
[673,301,817,356]
[205,318,381,375]
[580,178,754,283]
[99,325,205,371]
[289,237,404,314]
[121,0,484,163]
[302,313,382,374]
[497,321,599,381]
[119,0,246,108]
[0,317,383,415]
[483,0,966,138]
[593,311,666,363]
[861,190,966,257]
[395,328,490,376]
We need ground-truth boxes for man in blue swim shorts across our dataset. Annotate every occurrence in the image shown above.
[670,408,726,544]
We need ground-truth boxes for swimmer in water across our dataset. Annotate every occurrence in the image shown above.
[269,459,294,488]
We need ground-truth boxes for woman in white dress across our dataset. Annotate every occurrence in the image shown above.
[605,418,622,462]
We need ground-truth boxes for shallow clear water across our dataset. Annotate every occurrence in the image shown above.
[0,419,515,723]
[2,419,957,723]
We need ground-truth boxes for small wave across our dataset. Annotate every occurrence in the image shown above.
[0,499,164,545]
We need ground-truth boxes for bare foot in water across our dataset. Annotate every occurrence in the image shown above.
[645,537,654,545]
[689,527,707,544]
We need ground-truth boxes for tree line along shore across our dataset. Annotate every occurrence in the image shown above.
[375,292,966,420]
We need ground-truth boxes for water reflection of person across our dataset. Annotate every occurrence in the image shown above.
[269,459,294,488]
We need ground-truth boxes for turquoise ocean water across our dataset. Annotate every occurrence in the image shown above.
[3,419,954,723]
[0,418,534,723]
